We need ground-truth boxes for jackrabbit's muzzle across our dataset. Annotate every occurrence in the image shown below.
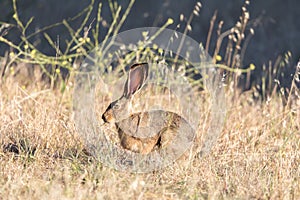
[102,105,114,123]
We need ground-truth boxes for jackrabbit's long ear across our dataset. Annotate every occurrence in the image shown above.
[123,63,149,98]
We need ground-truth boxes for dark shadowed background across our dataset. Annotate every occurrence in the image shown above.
[0,0,299,85]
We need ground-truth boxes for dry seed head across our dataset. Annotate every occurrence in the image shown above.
[180,14,184,21]
[167,18,174,25]
[280,87,285,95]
[230,28,235,33]
[55,68,61,74]
[232,35,237,42]
[236,21,242,28]
[9,51,15,57]
[218,21,224,29]
[216,55,222,62]
[241,33,245,39]
[102,20,108,27]
[10,66,15,75]
[244,12,250,21]
[142,31,149,39]
[30,49,37,57]
[194,2,201,12]
[274,79,280,85]
[249,63,255,70]
[234,28,240,36]
[174,31,178,38]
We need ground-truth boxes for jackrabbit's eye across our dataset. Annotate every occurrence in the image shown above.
[112,103,121,110]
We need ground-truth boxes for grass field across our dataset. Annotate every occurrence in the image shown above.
[0,71,299,199]
[0,0,299,199]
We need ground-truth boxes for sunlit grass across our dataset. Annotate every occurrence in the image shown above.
[0,75,299,199]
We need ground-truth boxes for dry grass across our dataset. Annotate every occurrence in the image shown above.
[0,73,299,200]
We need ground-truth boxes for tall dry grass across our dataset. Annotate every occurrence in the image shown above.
[0,71,299,199]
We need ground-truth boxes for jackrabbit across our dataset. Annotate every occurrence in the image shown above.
[102,63,195,155]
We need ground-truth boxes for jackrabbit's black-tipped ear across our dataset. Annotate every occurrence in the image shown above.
[123,63,149,98]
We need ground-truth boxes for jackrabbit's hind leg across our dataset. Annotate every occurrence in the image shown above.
[158,125,194,166]
[157,126,177,149]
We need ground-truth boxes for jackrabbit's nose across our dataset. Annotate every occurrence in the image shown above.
[102,113,108,122]
[102,111,114,123]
